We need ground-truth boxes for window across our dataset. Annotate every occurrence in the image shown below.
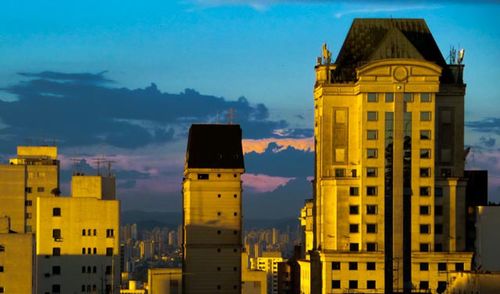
[37,187,45,192]
[331,262,340,270]
[26,187,32,193]
[87,229,91,236]
[435,187,443,197]
[349,187,359,196]
[367,148,378,159]
[367,186,377,196]
[0,266,3,272]
[420,243,430,252]
[332,280,341,289]
[367,93,378,102]
[420,224,430,234]
[367,167,377,177]
[106,229,114,238]
[367,111,378,121]
[438,263,447,271]
[52,266,61,275]
[367,280,376,289]
[420,149,431,159]
[435,243,443,252]
[53,229,61,240]
[367,243,377,252]
[26,212,32,219]
[106,248,113,256]
[420,168,430,177]
[0,287,4,293]
[420,111,431,121]
[87,248,91,254]
[367,262,376,270]
[349,205,359,215]
[420,263,429,271]
[404,93,413,102]
[385,93,394,102]
[420,130,431,140]
[367,130,378,140]
[82,266,86,273]
[435,224,443,234]
[441,168,452,177]
[52,284,61,293]
[349,262,358,270]
[197,173,209,180]
[437,281,447,293]
[435,205,443,216]
[420,93,431,102]
[420,186,430,196]
[335,168,345,178]
[52,248,60,256]
[25,200,32,206]
[349,243,359,252]
[93,229,97,236]
[93,266,97,273]
[367,224,377,233]
[349,224,359,233]
[52,208,61,216]
[82,229,86,236]
[420,205,430,215]
[456,263,464,271]
[0,245,4,252]
[349,280,358,289]
[367,205,377,215]
[92,248,96,254]
[105,266,112,275]
[419,281,429,289]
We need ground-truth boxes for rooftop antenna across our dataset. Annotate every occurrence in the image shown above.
[449,46,457,64]
[103,159,115,177]
[70,158,83,175]
[458,48,465,65]
[93,157,107,176]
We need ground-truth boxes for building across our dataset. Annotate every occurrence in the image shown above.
[311,19,473,293]
[464,170,488,253]
[474,206,500,272]
[251,251,283,294]
[120,280,146,294]
[148,268,182,294]
[182,124,245,293]
[35,174,121,294]
[242,251,267,294]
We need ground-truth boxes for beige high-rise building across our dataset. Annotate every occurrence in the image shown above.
[310,19,473,293]
[250,251,283,294]
[182,124,245,293]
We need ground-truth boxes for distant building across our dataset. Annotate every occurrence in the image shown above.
[182,124,245,293]
[242,251,267,294]
[311,18,473,293]
[464,170,488,252]
[148,268,182,294]
[251,251,283,294]
[120,280,146,294]
[474,206,500,272]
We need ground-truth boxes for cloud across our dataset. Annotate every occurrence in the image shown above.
[333,3,442,19]
[0,71,296,151]
[479,136,496,148]
[466,118,500,136]
[242,173,294,192]
[243,137,313,154]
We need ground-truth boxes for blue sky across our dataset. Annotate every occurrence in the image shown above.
[1,1,499,214]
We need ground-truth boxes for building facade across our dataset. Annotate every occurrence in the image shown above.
[182,124,245,293]
[311,19,472,293]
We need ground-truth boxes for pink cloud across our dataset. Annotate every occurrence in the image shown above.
[242,137,313,154]
[242,173,294,193]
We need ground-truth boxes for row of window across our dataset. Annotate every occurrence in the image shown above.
[336,167,432,178]
[349,224,378,233]
[82,247,114,256]
[217,193,238,198]
[25,186,45,193]
[366,111,432,122]
[367,93,432,103]
[366,148,431,159]
[367,129,431,140]
[332,280,376,290]
[332,261,376,270]
[332,261,463,273]
[81,229,114,237]
[349,186,443,197]
[341,243,377,252]
[82,265,112,274]
[216,266,238,271]
[198,173,239,180]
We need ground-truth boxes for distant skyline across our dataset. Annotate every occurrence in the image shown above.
[1,1,499,215]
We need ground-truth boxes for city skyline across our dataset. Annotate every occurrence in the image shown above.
[1,1,499,218]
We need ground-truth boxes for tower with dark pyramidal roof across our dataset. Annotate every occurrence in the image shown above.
[182,124,245,293]
[310,18,472,294]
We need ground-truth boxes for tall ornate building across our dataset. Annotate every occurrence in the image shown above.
[311,19,472,293]
[183,124,244,293]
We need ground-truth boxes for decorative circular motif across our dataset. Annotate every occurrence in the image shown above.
[393,66,408,82]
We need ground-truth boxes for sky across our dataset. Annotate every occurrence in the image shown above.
[0,0,499,218]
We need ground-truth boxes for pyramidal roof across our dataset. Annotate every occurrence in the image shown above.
[332,18,452,82]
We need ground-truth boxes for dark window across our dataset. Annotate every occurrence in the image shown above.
[420,263,429,271]
[385,93,394,102]
[420,130,431,140]
[421,93,431,102]
[419,243,430,252]
[367,224,377,233]
[456,263,464,271]
[82,229,86,236]
[53,229,61,240]
[106,248,113,256]
[420,186,430,196]
[348,262,358,270]
[419,281,429,289]
[420,168,430,177]
[435,243,443,252]
[25,200,32,206]
[351,169,357,177]
[420,111,432,121]
[52,248,60,256]
[93,248,97,255]
[52,285,61,293]
[81,285,85,292]
[332,280,341,289]
[435,205,443,216]
[0,245,4,252]
[349,243,359,252]
[93,266,96,273]
[37,187,45,192]
[367,148,377,159]
[105,266,112,275]
[82,266,86,273]
[365,262,376,271]
[435,224,443,234]
[404,93,413,102]
[367,130,378,140]
[349,224,359,233]
[438,263,447,271]
[420,205,430,215]
[331,262,340,270]
[367,93,378,102]
[52,266,61,275]
[367,111,378,121]
[367,186,377,196]
[0,287,4,293]
[335,168,345,177]
[349,280,358,289]
[26,187,32,193]
[349,187,359,196]
[0,266,3,272]
[367,167,377,177]
[197,173,209,180]
[437,281,447,293]
[435,187,443,197]
[420,224,430,234]
[366,243,377,252]
[441,168,452,177]
[93,229,97,236]
[349,205,359,215]
[420,149,431,159]
[87,248,91,254]
[367,205,377,215]
[367,280,376,289]
[52,208,61,216]
[106,229,114,238]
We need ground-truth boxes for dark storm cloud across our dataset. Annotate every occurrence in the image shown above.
[0,71,293,151]
[466,118,500,136]
[245,143,313,177]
